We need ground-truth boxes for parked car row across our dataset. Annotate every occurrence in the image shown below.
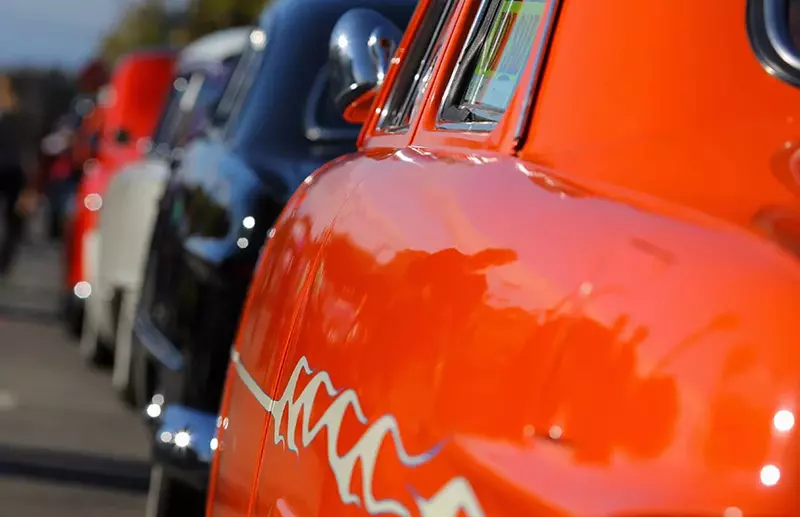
[52,0,800,515]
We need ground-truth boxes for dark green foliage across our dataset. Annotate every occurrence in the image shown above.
[98,0,269,65]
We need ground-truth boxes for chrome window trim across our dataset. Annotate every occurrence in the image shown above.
[435,0,496,131]
[512,0,559,148]
[435,0,559,138]
[375,0,459,133]
[214,28,268,128]
[151,72,199,152]
[222,33,269,141]
[179,73,207,112]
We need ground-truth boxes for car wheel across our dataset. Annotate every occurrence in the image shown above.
[48,208,62,241]
[63,294,83,339]
[112,289,138,405]
[79,300,113,367]
[145,465,206,517]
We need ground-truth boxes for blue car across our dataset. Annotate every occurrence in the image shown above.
[133,0,417,514]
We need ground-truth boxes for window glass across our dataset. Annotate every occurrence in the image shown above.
[461,0,545,114]
[151,76,189,146]
[378,0,458,131]
[213,29,267,130]
[177,60,240,145]
[222,45,267,140]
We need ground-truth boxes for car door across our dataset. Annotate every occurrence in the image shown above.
[139,36,265,364]
[235,0,800,515]
[239,0,557,515]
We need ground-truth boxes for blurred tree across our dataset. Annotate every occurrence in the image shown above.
[98,0,171,65]
[185,0,267,38]
[97,0,268,65]
[3,68,76,141]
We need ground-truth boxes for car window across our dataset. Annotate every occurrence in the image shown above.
[151,75,190,149]
[213,28,267,131]
[440,0,546,125]
[195,58,239,121]
[173,59,240,147]
[791,0,800,51]
[377,0,460,132]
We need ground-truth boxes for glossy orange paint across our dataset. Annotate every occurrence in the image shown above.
[64,50,175,294]
[209,0,800,516]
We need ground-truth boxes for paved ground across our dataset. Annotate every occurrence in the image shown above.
[0,215,150,516]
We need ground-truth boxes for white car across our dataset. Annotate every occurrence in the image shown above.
[80,27,251,404]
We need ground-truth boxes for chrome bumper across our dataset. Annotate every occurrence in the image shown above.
[150,404,218,490]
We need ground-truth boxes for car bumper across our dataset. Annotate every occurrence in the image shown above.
[150,404,217,491]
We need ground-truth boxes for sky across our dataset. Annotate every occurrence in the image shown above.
[0,1,127,69]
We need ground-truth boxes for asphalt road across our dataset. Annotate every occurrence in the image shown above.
[0,219,150,516]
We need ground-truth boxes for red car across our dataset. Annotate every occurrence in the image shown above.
[63,50,175,345]
[199,0,800,515]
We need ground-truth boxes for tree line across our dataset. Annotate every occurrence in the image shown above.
[99,0,269,65]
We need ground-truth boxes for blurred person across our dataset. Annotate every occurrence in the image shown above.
[41,116,78,239]
[0,74,40,276]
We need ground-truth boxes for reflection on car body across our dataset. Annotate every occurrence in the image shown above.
[207,0,800,515]
[133,1,417,515]
[94,27,252,403]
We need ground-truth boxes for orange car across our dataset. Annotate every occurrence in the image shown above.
[173,0,800,514]
[63,50,175,339]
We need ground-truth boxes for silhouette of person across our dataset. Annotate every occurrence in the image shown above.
[0,75,41,275]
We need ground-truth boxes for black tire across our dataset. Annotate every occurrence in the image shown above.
[63,295,83,339]
[83,334,114,367]
[112,289,137,406]
[47,209,62,241]
[115,335,139,407]
[79,305,114,367]
[145,466,206,517]
[115,349,137,407]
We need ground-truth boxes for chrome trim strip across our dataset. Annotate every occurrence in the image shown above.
[435,0,495,129]
[764,0,800,70]
[436,121,494,132]
[133,311,184,371]
[512,0,559,147]
[378,0,459,131]
[433,0,560,140]
[230,349,274,413]
[179,73,206,112]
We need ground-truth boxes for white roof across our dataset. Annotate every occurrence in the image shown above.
[178,26,252,70]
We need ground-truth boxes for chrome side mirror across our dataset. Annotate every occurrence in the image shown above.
[329,9,403,121]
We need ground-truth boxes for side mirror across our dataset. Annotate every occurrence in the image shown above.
[329,9,403,124]
[303,66,361,143]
